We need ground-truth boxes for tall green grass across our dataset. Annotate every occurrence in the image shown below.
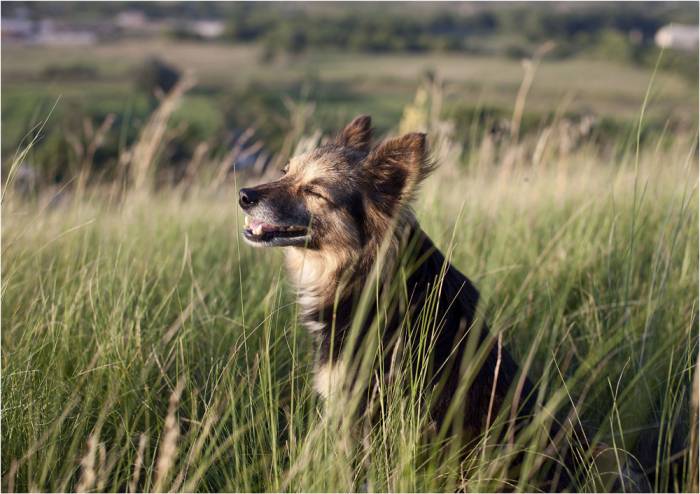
[2,84,698,491]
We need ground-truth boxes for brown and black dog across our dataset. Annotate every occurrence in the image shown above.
[239,115,574,488]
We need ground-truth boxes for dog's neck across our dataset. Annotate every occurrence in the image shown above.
[283,210,418,338]
[284,248,344,321]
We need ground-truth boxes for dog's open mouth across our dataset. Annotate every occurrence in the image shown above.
[243,216,308,245]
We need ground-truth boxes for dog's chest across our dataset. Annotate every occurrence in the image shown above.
[285,249,336,334]
[284,249,332,291]
[284,249,356,399]
[300,313,326,336]
[313,361,346,399]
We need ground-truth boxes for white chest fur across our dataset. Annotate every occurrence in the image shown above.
[313,361,346,399]
[285,249,332,288]
[285,248,340,334]
[285,248,348,399]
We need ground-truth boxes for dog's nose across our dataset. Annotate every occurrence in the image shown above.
[239,188,259,210]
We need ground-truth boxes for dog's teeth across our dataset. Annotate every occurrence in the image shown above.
[252,225,263,235]
[244,216,249,226]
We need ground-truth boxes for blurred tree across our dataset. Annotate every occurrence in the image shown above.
[135,57,182,100]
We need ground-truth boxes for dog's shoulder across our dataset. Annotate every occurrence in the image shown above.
[403,225,481,315]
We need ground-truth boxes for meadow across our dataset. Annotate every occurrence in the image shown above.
[2,56,698,491]
[2,37,697,160]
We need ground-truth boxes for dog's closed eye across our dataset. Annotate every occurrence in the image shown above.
[303,186,328,201]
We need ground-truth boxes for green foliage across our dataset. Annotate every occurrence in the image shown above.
[2,133,697,490]
[8,2,698,66]
[652,48,700,85]
[217,2,698,67]
[2,4,698,191]
[135,57,182,99]
[41,63,100,81]
[1,6,697,488]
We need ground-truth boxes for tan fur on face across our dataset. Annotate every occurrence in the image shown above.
[282,149,362,313]
[283,152,423,318]
[274,119,433,337]
[286,149,344,184]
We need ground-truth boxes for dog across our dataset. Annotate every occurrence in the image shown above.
[239,115,573,488]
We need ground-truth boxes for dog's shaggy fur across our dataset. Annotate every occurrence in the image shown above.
[239,115,537,433]
[239,115,574,487]
[236,115,681,492]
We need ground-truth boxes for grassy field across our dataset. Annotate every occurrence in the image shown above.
[2,68,698,491]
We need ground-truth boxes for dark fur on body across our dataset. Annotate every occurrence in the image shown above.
[305,222,535,437]
[239,115,569,487]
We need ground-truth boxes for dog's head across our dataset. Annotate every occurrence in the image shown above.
[239,115,433,251]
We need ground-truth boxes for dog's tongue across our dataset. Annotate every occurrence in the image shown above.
[248,218,275,235]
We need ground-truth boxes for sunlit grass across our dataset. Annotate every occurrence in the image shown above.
[2,50,698,490]
[2,120,697,490]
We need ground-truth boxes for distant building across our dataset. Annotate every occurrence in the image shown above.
[116,10,148,30]
[655,24,699,52]
[115,10,170,35]
[1,17,35,41]
[3,10,224,44]
[188,20,225,39]
[2,16,103,45]
[34,19,97,45]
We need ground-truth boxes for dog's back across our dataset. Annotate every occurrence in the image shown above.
[398,225,534,434]
[310,221,537,439]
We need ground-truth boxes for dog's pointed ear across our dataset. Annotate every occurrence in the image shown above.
[338,115,372,152]
[364,132,434,205]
